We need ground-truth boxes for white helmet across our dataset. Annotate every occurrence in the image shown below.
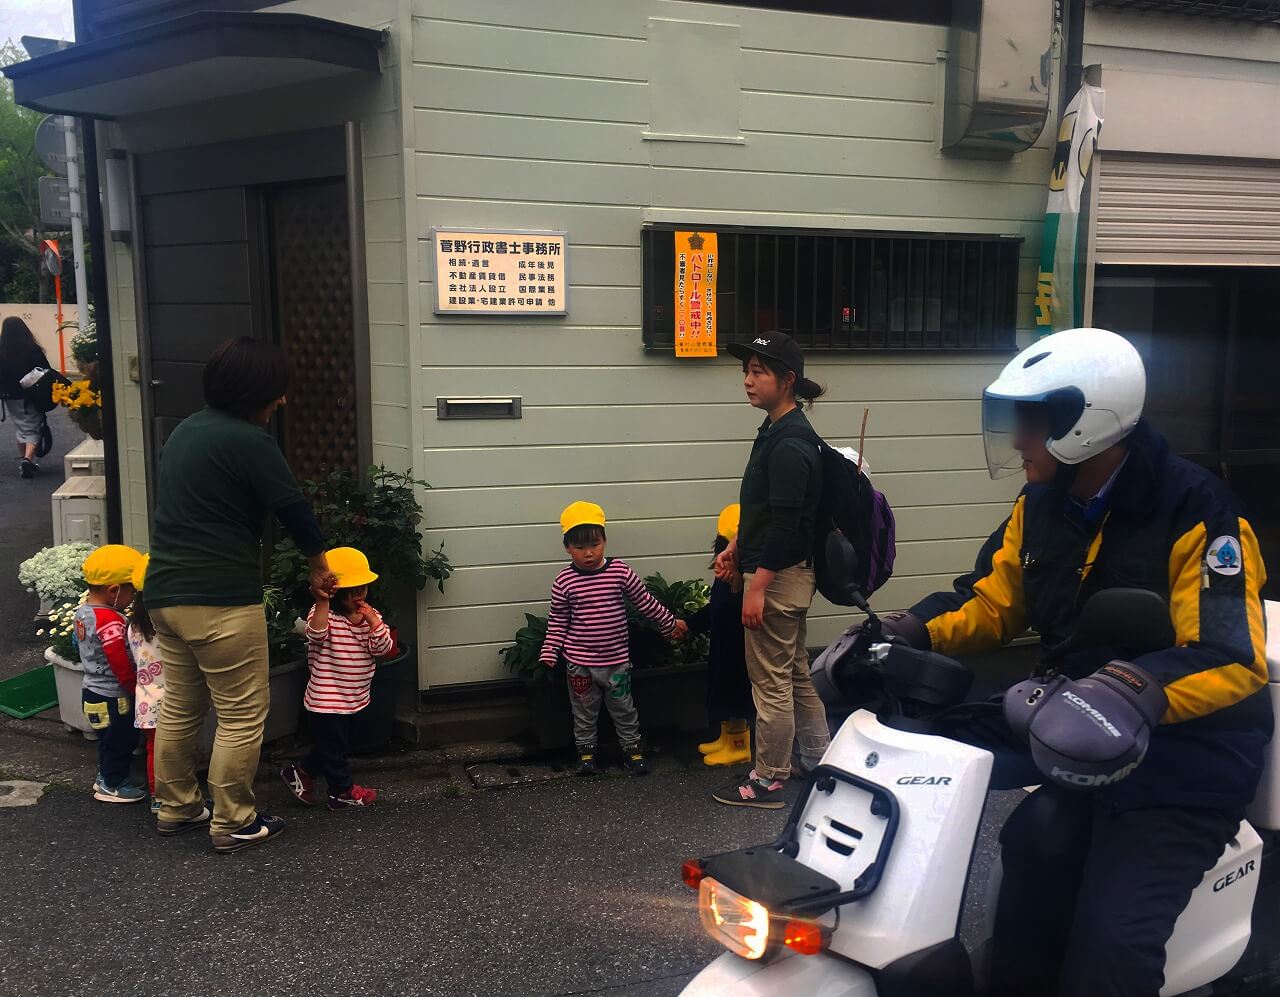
[982,328,1146,479]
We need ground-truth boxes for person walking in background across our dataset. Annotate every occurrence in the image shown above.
[0,316,53,479]
[146,337,336,853]
[689,504,754,768]
[282,547,393,811]
[76,545,146,805]
[540,501,689,777]
[712,332,829,810]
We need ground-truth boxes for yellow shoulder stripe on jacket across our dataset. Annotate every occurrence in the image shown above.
[1162,519,1269,724]
[927,495,1028,656]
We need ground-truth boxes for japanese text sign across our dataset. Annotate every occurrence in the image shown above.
[674,231,717,358]
[433,229,567,315]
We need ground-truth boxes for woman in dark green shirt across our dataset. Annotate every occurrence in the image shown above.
[711,331,830,810]
[149,337,334,852]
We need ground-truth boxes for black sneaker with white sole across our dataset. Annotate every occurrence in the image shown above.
[19,459,37,479]
[156,805,213,836]
[712,771,786,809]
[211,814,286,853]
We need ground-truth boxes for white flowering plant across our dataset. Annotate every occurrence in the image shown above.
[18,543,96,604]
[39,600,83,662]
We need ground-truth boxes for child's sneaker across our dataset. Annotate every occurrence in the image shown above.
[712,770,786,809]
[211,814,286,853]
[622,748,651,777]
[576,750,601,776]
[150,796,162,815]
[93,775,147,805]
[327,785,377,810]
[280,763,317,806]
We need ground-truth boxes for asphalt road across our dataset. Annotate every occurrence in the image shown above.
[0,718,1023,997]
[1,407,78,681]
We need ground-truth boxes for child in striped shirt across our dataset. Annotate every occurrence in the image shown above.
[540,501,689,776]
[281,547,393,810]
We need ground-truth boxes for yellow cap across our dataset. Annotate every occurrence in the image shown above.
[560,501,606,535]
[326,547,379,589]
[83,545,144,587]
[131,554,150,591]
[716,503,741,541]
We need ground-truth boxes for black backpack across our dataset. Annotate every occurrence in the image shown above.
[762,424,897,606]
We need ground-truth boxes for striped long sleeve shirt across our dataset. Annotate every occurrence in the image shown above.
[303,605,395,714]
[539,558,677,668]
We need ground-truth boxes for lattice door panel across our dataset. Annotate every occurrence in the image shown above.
[267,180,358,483]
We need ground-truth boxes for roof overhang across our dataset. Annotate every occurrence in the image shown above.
[3,11,384,119]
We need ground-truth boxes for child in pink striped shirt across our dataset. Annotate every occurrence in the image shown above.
[281,547,393,810]
[540,502,688,776]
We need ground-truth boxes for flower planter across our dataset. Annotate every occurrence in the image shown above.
[348,645,415,755]
[45,647,97,741]
[195,657,307,754]
[525,661,710,751]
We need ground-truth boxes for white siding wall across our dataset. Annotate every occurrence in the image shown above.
[408,0,1052,686]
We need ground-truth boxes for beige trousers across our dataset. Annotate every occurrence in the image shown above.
[743,565,830,781]
[151,604,269,835]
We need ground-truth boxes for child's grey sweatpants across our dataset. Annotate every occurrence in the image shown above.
[565,661,641,750]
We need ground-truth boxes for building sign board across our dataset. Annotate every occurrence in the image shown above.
[432,229,567,315]
[674,231,718,357]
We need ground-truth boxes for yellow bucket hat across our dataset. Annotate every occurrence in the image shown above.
[327,547,379,589]
[131,554,150,591]
[560,501,606,536]
[83,545,144,587]
[717,503,741,541]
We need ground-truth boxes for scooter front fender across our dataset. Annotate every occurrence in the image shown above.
[681,950,876,996]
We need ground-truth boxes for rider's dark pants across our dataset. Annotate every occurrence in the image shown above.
[951,711,1244,997]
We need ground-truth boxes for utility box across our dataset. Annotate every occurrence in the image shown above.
[51,475,107,546]
[64,437,106,478]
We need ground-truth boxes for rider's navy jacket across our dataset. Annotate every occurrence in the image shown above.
[913,419,1272,810]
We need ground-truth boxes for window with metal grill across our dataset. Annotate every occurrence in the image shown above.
[642,226,1023,353]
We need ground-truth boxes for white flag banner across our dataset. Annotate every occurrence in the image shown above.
[1035,83,1104,336]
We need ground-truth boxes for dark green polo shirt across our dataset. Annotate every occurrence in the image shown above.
[145,408,307,608]
[737,407,823,574]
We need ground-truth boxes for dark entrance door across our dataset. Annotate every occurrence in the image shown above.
[1094,267,1280,599]
[134,127,365,507]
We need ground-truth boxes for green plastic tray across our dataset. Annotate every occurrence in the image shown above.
[0,665,58,719]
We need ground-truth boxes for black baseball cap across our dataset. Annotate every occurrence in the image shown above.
[726,331,805,379]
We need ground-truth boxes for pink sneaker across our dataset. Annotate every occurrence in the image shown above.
[327,784,378,810]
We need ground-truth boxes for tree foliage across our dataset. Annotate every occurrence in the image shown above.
[0,40,54,303]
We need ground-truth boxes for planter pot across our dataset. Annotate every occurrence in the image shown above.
[348,645,414,755]
[196,658,307,754]
[525,661,710,751]
[36,597,53,620]
[44,647,97,741]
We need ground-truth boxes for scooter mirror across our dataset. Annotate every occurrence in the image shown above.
[1048,588,1175,664]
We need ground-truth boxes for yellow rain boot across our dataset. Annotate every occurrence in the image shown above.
[704,726,751,767]
[698,722,731,755]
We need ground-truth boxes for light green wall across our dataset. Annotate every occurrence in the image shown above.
[407,0,1053,685]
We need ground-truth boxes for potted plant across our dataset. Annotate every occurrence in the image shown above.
[19,543,97,738]
[50,378,103,440]
[270,466,451,752]
[502,574,711,749]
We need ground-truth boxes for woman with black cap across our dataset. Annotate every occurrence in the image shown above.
[711,331,830,809]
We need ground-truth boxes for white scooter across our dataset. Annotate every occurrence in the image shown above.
[680,590,1280,996]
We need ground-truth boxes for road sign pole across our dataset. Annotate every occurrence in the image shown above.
[63,116,90,341]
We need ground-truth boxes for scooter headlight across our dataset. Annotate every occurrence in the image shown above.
[699,878,771,960]
[697,878,830,960]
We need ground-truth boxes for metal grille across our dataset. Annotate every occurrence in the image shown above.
[1089,0,1280,23]
[267,179,359,483]
[643,226,1022,352]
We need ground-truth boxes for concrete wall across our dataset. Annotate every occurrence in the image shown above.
[407,0,1053,686]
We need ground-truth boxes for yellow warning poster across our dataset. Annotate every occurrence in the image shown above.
[674,231,718,358]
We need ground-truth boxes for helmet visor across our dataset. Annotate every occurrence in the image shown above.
[981,392,1054,480]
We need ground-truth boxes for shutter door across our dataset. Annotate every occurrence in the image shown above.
[1095,155,1280,266]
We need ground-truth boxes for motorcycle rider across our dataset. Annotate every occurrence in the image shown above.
[815,328,1271,997]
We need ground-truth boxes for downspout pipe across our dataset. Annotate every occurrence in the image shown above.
[72,0,124,543]
[1062,0,1087,114]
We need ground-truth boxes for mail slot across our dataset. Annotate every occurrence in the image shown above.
[436,396,522,420]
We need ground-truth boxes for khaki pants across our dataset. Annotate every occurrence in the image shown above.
[743,566,830,781]
[151,604,269,835]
